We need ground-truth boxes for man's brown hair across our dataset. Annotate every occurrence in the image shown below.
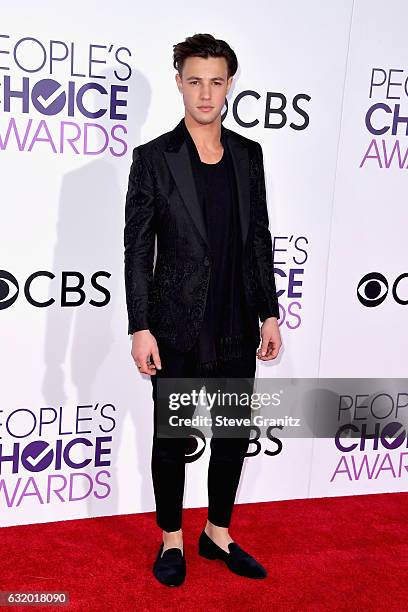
[173,33,238,79]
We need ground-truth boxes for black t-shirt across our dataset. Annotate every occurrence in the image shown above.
[196,146,251,368]
[200,152,241,336]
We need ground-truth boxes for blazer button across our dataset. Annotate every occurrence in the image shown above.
[204,256,210,267]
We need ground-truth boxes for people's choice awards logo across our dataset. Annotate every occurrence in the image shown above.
[360,67,408,169]
[331,388,408,485]
[0,404,115,508]
[0,34,131,156]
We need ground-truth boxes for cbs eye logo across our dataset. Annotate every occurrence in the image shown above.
[357,272,408,307]
[0,270,19,309]
[0,269,110,310]
[184,428,207,463]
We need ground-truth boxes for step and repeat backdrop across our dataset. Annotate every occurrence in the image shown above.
[1,0,406,527]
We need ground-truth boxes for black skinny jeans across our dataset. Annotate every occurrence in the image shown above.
[150,340,256,532]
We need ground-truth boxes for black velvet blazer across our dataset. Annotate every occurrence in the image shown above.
[124,117,280,353]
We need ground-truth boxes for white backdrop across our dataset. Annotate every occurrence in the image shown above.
[1,0,406,527]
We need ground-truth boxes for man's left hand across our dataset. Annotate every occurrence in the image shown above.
[257,317,282,361]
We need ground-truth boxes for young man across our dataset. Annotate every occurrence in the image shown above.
[124,33,282,586]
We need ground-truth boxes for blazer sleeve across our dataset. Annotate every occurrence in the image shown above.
[124,145,156,335]
[252,142,280,322]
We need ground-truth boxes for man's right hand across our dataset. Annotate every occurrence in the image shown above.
[131,330,162,375]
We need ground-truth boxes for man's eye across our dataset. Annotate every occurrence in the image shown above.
[189,81,222,85]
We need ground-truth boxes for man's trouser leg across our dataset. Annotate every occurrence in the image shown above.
[150,344,196,531]
[205,347,256,528]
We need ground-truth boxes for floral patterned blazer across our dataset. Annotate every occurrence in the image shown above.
[124,117,280,352]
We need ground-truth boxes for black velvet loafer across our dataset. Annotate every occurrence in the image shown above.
[153,543,186,587]
[198,530,267,579]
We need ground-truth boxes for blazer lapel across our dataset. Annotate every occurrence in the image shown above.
[163,118,250,250]
[227,131,250,249]
[164,141,208,248]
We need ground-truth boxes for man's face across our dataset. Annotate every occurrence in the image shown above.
[175,55,233,125]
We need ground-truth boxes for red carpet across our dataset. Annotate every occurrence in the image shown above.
[2,492,408,611]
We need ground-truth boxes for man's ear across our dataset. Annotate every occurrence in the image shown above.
[175,73,182,94]
[226,76,233,95]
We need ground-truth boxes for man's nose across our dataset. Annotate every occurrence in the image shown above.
[200,85,211,99]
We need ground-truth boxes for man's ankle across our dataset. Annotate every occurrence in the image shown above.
[205,520,229,535]
[161,529,183,556]
[162,528,183,544]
